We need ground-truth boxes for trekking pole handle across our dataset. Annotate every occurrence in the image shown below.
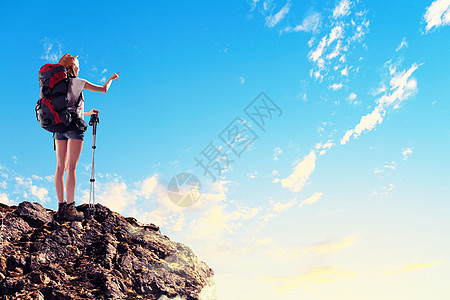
[89,114,99,135]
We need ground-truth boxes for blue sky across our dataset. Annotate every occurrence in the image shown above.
[1,0,450,299]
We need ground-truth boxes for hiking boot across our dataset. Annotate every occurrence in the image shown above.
[56,202,67,222]
[64,201,84,221]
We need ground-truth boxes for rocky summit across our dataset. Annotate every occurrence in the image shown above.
[0,201,215,300]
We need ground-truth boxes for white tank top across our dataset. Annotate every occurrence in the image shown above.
[67,77,86,119]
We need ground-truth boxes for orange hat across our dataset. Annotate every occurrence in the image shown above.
[58,54,78,69]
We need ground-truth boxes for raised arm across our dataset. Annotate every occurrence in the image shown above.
[84,72,120,93]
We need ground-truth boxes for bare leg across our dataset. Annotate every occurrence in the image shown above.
[65,139,83,204]
[55,140,68,204]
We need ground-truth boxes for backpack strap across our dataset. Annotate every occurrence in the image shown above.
[75,92,84,108]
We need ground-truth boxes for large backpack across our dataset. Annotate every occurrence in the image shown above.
[35,64,84,133]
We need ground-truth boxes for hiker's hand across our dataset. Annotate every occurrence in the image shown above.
[85,109,99,116]
[110,72,120,82]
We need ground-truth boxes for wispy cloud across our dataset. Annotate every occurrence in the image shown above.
[314,140,334,156]
[396,37,408,51]
[374,260,445,275]
[340,62,420,145]
[280,150,316,192]
[424,0,450,32]
[265,1,291,28]
[301,235,357,255]
[402,147,413,160]
[41,37,63,63]
[273,147,283,160]
[329,83,343,90]
[333,0,351,19]
[247,171,258,179]
[0,192,11,205]
[281,11,321,34]
[346,92,358,105]
[307,1,369,80]
[371,183,394,198]
[272,197,297,212]
[298,192,322,207]
[263,265,357,291]
[14,176,50,203]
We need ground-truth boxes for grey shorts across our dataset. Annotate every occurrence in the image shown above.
[53,130,84,141]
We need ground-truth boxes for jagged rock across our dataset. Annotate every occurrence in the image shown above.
[0,201,215,300]
[15,201,53,228]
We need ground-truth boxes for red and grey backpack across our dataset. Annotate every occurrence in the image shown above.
[35,64,84,133]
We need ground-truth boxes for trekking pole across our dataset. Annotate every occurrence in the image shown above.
[88,113,99,218]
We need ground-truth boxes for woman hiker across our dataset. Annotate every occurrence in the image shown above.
[55,54,119,222]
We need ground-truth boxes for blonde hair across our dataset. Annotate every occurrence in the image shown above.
[59,54,79,76]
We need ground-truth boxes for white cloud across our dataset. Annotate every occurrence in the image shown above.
[240,76,245,84]
[301,235,356,255]
[96,181,136,214]
[280,151,317,192]
[333,0,351,19]
[384,161,396,170]
[100,76,107,83]
[41,37,63,63]
[328,25,344,45]
[315,140,334,156]
[139,174,158,198]
[396,37,408,51]
[402,147,413,160]
[345,106,384,144]
[31,175,43,181]
[299,192,322,207]
[102,68,108,74]
[374,168,383,176]
[382,183,395,196]
[247,171,258,179]
[273,197,297,212]
[307,2,369,82]
[282,12,321,33]
[171,215,185,232]
[273,147,283,160]
[371,183,395,198]
[249,0,261,11]
[424,0,450,32]
[329,83,343,90]
[375,260,445,275]
[14,176,50,203]
[309,36,328,62]
[265,1,291,28]
[262,265,356,291]
[347,92,357,104]
[31,186,49,202]
[189,202,259,242]
[341,63,419,145]
[0,192,11,205]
